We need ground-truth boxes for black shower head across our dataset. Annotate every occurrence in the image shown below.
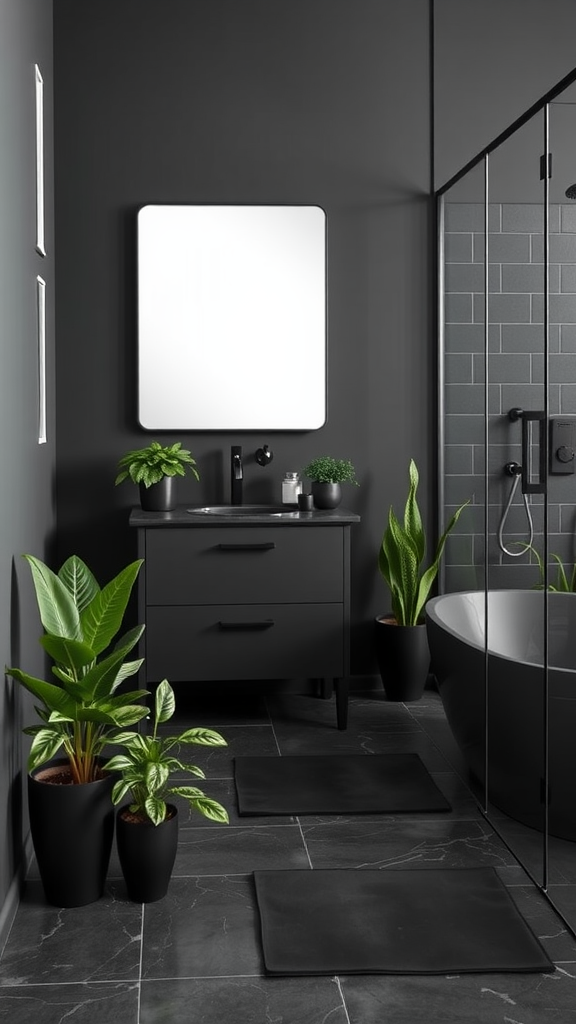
[566,183,576,199]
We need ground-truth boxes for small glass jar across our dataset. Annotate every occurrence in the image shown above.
[282,472,302,504]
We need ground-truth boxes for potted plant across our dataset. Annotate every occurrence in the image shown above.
[5,554,149,907]
[376,459,469,701]
[105,678,229,903]
[115,440,200,511]
[302,456,358,509]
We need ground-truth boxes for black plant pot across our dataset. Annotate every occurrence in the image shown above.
[116,804,179,903]
[28,759,115,907]
[374,616,430,702]
[311,481,342,509]
[139,476,176,511]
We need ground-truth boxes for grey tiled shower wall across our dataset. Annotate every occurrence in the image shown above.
[443,202,576,593]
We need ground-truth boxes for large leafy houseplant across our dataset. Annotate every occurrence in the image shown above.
[106,679,229,826]
[115,441,199,489]
[378,460,469,627]
[5,554,149,783]
[5,553,150,906]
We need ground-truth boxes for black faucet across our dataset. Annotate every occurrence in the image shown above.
[231,445,243,505]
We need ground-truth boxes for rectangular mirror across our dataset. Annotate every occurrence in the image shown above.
[137,204,326,430]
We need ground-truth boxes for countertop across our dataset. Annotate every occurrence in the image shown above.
[129,505,361,527]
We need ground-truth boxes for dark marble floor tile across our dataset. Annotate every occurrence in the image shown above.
[140,976,349,1024]
[265,693,344,733]
[164,689,271,727]
[486,816,569,885]
[271,717,452,768]
[547,885,576,933]
[301,818,521,872]
[174,778,296,827]
[171,724,279,779]
[323,694,424,732]
[0,982,139,1024]
[429,772,484,817]
[341,969,576,1023]
[141,875,261,979]
[402,689,447,717]
[174,824,309,875]
[548,835,576,885]
[0,882,141,986]
[506,884,576,962]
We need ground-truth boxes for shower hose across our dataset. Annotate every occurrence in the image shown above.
[497,462,534,557]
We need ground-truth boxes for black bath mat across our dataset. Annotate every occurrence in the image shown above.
[253,867,554,976]
[234,753,451,816]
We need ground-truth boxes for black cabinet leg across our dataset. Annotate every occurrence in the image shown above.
[318,677,333,700]
[334,677,349,730]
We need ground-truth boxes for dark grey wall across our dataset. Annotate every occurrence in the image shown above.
[0,0,55,936]
[52,0,432,675]
[434,0,576,190]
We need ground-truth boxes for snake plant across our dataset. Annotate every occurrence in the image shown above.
[378,460,469,626]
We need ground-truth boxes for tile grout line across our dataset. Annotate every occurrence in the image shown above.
[136,902,144,1024]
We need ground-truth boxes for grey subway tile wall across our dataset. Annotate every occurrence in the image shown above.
[443,203,576,593]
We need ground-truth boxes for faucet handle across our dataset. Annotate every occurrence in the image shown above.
[255,444,274,466]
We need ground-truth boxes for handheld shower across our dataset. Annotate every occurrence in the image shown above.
[497,461,535,557]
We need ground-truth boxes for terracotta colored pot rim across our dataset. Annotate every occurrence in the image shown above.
[375,615,426,627]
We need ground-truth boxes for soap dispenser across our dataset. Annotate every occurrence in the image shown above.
[282,472,302,504]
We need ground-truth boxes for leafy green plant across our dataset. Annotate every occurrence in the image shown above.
[105,679,229,827]
[302,456,358,485]
[5,555,149,783]
[378,460,470,626]
[526,544,576,592]
[115,441,200,489]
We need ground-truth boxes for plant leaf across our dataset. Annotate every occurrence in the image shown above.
[40,634,96,674]
[58,556,100,614]
[169,789,229,823]
[144,795,167,826]
[23,555,81,639]
[177,727,227,746]
[28,728,65,770]
[80,560,143,655]
[155,679,175,724]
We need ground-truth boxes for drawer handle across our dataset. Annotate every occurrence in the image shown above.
[218,542,276,551]
[218,619,275,630]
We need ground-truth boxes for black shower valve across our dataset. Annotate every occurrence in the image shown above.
[550,418,576,475]
[255,444,274,467]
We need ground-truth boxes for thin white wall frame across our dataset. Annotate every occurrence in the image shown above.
[36,276,46,444]
[35,64,45,257]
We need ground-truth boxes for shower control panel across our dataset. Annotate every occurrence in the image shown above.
[550,417,576,474]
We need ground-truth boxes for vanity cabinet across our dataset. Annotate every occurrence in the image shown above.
[129,506,360,729]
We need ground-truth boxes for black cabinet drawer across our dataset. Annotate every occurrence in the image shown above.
[145,603,344,681]
[144,527,344,605]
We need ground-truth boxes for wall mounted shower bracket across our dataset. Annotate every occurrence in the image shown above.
[508,407,547,495]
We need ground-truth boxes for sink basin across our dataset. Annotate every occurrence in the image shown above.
[187,504,299,517]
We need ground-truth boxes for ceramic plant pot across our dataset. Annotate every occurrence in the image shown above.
[374,616,431,702]
[116,804,179,903]
[311,481,342,509]
[27,758,115,907]
[139,476,176,512]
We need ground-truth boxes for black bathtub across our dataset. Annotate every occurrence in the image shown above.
[426,590,576,841]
